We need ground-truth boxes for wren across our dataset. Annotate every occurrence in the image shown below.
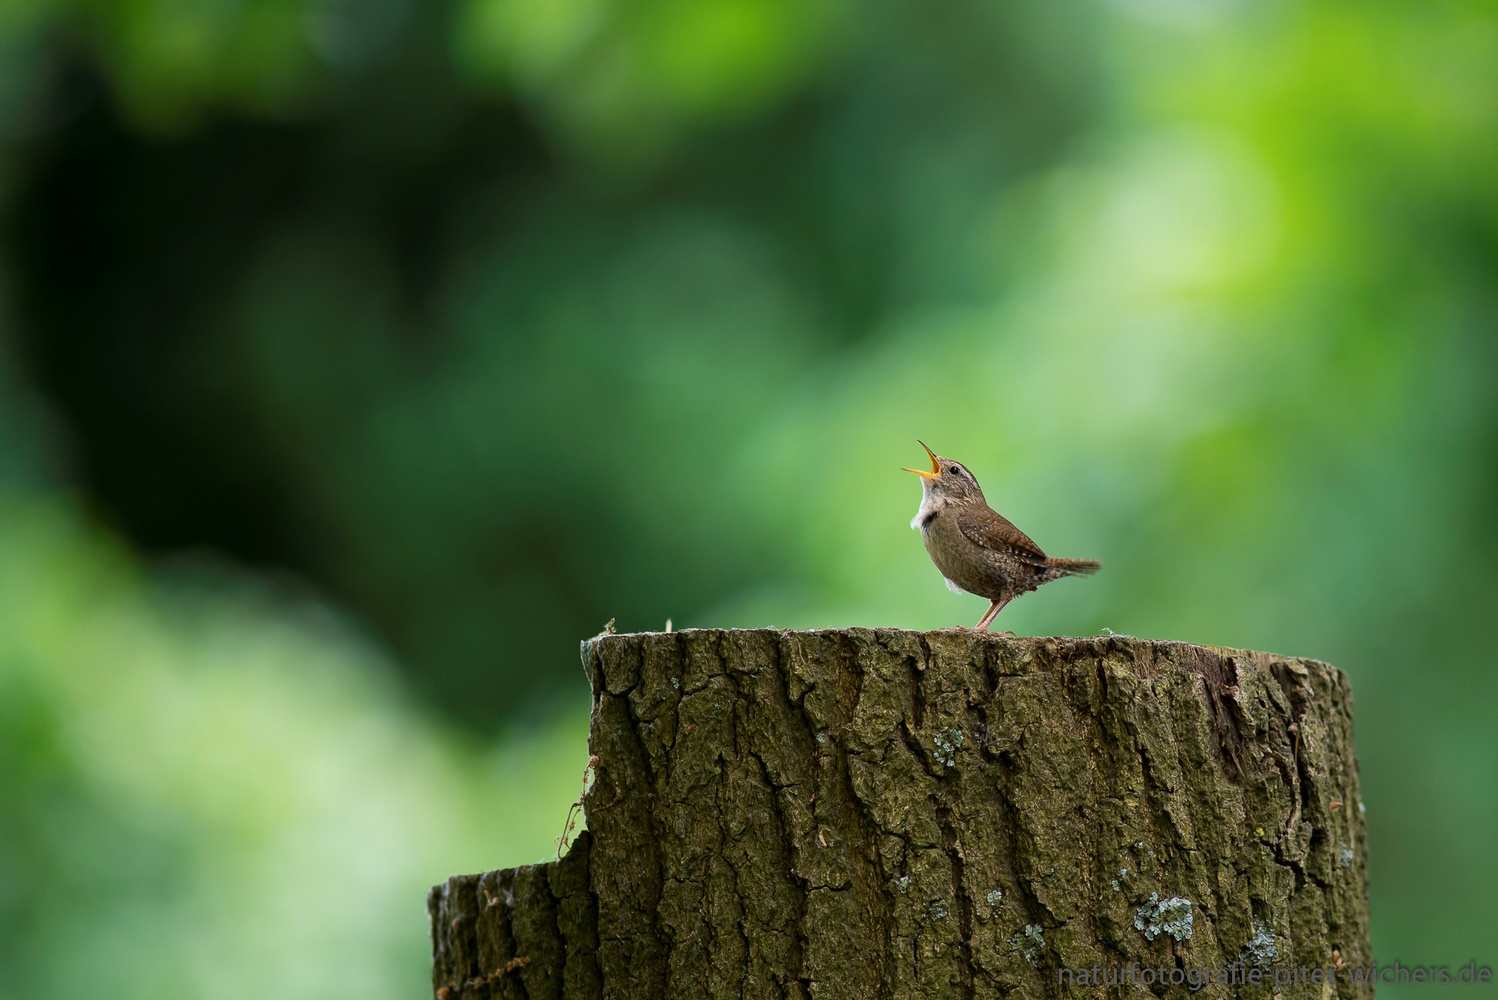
[905,441,1100,631]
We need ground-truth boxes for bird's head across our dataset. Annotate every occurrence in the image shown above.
[903,441,986,505]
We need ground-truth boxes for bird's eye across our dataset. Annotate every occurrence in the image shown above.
[948,466,960,476]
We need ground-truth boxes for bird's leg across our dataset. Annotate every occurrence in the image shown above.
[973,597,1011,632]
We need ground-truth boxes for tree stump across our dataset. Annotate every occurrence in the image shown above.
[429,630,1371,999]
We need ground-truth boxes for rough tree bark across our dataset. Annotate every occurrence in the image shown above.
[429,630,1371,999]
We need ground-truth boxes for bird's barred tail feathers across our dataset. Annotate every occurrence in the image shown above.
[1045,557,1101,576]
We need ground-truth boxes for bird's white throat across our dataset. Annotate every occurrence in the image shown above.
[910,491,942,532]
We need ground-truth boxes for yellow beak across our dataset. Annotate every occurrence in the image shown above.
[902,440,940,479]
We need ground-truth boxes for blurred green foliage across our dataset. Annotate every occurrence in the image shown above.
[1,0,1496,997]
[0,490,588,998]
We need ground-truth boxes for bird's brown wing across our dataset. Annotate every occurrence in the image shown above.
[955,507,1050,565]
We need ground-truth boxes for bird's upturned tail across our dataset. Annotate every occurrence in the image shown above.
[1046,557,1101,576]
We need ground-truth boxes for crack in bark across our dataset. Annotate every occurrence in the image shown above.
[934,795,976,1000]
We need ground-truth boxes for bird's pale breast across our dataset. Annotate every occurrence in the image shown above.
[920,510,1021,601]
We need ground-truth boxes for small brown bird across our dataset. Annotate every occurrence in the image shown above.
[905,441,1100,631]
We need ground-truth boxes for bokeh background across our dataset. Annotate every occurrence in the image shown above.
[1,0,1495,995]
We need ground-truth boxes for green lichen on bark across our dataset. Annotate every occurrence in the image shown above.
[430,630,1372,999]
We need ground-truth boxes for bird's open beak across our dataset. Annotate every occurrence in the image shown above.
[902,440,940,479]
